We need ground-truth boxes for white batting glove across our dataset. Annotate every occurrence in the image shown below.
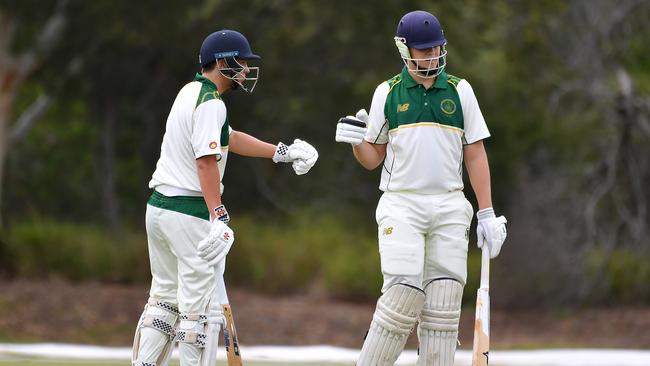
[197,205,235,267]
[476,208,507,258]
[272,139,319,175]
[335,109,368,145]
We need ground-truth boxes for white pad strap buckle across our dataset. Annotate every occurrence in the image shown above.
[174,314,208,348]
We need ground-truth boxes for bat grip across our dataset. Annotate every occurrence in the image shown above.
[480,245,490,289]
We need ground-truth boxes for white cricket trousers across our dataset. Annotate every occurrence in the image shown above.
[145,198,226,314]
[375,190,473,292]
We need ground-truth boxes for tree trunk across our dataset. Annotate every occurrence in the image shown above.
[0,72,17,227]
[100,103,122,234]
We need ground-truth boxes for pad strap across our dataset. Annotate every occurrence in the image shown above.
[147,298,179,315]
[174,314,208,348]
[141,315,175,336]
[138,298,179,337]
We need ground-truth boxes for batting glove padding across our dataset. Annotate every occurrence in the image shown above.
[476,207,507,258]
[335,109,368,145]
[198,219,235,267]
[289,139,318,175]
[272,139,319,175]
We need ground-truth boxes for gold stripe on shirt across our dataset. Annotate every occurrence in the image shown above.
[389,122,464,134]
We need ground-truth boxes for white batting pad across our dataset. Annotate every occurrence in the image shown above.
[200,303,225,366]
[175,302,225,366]
[416,278,463,366]
[357,284,425,366]
[132,298,179,366]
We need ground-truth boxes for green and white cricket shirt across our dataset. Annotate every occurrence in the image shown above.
[365,67,490,194]
[149,73,230,195]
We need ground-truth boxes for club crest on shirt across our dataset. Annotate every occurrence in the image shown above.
[209,141,218,149]
[440,99,456,115]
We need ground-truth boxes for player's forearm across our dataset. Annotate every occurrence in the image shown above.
[352,141,386,170]
[464,141,493,210]
[196,155,222,220]
[229,130,276,158]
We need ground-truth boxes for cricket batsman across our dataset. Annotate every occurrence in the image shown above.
[335,10,507,365]
[131,29,318,366]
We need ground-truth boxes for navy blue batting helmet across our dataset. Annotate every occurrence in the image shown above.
[199,29,260,67]
[396,10,446,49]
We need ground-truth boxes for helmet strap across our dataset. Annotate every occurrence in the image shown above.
[394,37,411,59]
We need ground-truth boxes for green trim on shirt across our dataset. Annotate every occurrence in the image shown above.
[384,67,464,131]
[220,121,229,147]
[447,73,462,88]
[194,73,222,107]
[147,190,209,221]
[193,73,230,147]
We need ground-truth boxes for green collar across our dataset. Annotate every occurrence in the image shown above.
[194,73,218,90]
[400,66,448,90]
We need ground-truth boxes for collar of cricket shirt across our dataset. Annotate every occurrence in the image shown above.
[194,73,218,89]
[400,66,449,90]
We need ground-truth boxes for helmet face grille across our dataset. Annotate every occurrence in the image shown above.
[218,57,260,93]
[396,43,447,79]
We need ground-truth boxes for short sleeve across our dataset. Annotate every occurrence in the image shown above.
[192,99,227,159]
[458,79,490,144]
[364,82,390,144]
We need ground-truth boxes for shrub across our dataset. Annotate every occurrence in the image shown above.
[2,217,149,283]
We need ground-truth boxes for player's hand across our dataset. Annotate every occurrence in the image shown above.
[198,206,234,267]
[272,139,319,175]
[476,208,507,258]
[335,109,368,146]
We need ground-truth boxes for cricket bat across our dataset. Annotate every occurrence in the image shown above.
[223,303,243,366]
[472,245,491,366]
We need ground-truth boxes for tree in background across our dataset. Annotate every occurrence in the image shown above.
[0,0,67,225]
[1,0,649,307]
[497,0,650,306]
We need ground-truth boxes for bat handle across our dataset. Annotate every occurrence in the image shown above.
[480,244,490,289]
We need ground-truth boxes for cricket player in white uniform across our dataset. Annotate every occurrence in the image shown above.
[131,29,318,366]
[335,11,507,366]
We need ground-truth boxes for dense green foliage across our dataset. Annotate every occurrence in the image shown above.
[1,0,649,307]
[3,215,649,307]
